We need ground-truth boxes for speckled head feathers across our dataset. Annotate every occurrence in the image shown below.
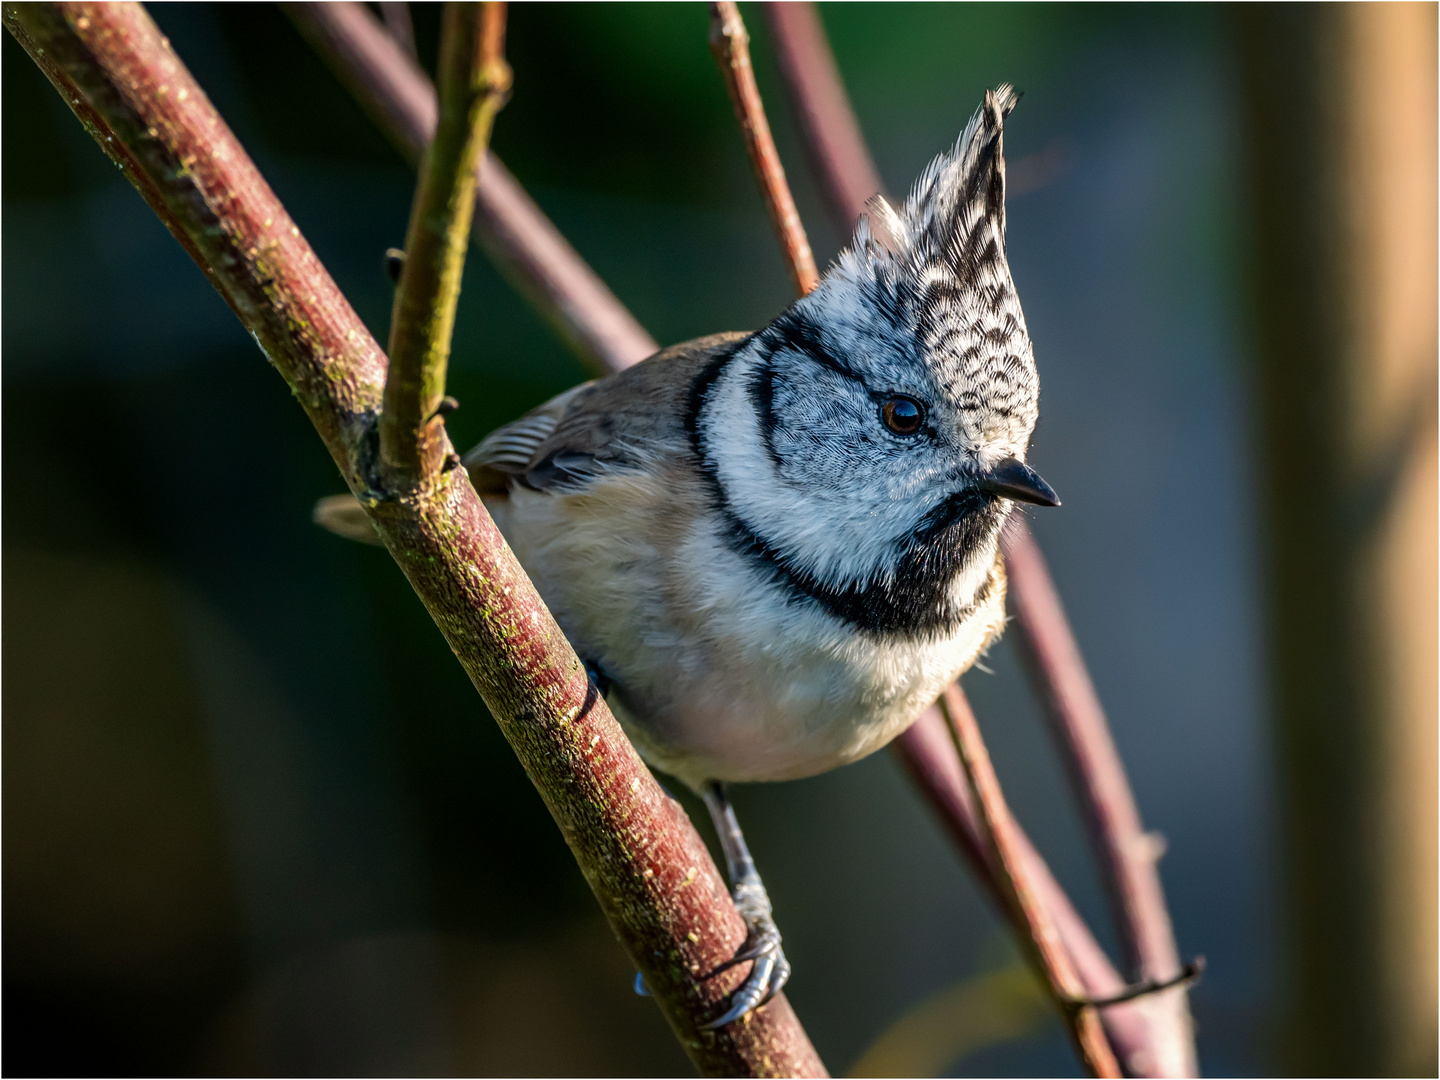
[802,83,1038,459]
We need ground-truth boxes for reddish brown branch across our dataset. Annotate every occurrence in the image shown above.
[284,2,658,374]
[707,0,819,296]
[764,6,1196,1074]
[3,4,823,1074]
[1003,520,1193,1049]
[376,1,416,61]
[892,707,1169,1073]
[939,686,1121,1078]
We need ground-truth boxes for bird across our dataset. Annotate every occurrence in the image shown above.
[315,85,1058,1028]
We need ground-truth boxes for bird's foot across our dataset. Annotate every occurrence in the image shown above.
[700,880,791,1029]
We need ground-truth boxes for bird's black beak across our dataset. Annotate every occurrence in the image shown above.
[978,456,1061,507]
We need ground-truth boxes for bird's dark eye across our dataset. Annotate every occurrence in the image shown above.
[881,396,925,436]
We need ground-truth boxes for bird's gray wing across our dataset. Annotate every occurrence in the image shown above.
[461,379,597,494]
[313,332,749,541]
[497,331,751,494]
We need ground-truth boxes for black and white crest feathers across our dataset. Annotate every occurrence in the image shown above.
[851,84,1018,282]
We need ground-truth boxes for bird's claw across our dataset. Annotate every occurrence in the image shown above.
[700,882,791,1029]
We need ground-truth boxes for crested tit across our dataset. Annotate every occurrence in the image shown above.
[317,85,1058,1027]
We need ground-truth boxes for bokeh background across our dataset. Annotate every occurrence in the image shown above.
[4,4,1434,1077]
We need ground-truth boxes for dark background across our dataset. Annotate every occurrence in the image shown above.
[5,3,1291,1074]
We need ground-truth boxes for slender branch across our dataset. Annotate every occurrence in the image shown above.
[3,5,824,1074]
[939,686,1121,1078]
[283,2,658,375]
[761,2,881,232]
[707,0,818,295]
[892,706,1169,1072]
[764,6,1196,1074]
[1003,520,1192,1008]
[381,2,509,481]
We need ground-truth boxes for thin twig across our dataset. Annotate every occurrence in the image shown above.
[892,705,1169,1069]
[761,2,881,231]
[3,5,824,1074]
[1003,519,1195,1037]
[707,0,818,295]
[1078,958,1205,1010]
[382,2,509,481]
[284,2,658,375]
[938,685,1121,1078]
[764,6,1197,1074]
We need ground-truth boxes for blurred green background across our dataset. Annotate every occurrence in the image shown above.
[3,4,1430,1076]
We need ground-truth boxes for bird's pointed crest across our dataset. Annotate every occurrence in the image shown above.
[802,84,1038,459]
[850,84,1018,282]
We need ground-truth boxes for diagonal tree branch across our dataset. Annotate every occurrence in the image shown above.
[707,0,818,295]
[3,4,823,1074]
[284,1,658,375]
[894,704,1163,1071]
[940,685,1121,1077]
[381,1,509,482]
[1002,520,1193,1043]
[377,1,416,61]
[763,5,1197,1074]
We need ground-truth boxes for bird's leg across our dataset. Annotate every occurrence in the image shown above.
[698,780,791,1028]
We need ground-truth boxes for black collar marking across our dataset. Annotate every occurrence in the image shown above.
[686,339,1003,639]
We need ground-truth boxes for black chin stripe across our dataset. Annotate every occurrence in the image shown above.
[714,491,1003,638]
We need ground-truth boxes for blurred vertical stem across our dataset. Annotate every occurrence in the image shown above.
[381,2,509,482]
[1235,5,1438,1074]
